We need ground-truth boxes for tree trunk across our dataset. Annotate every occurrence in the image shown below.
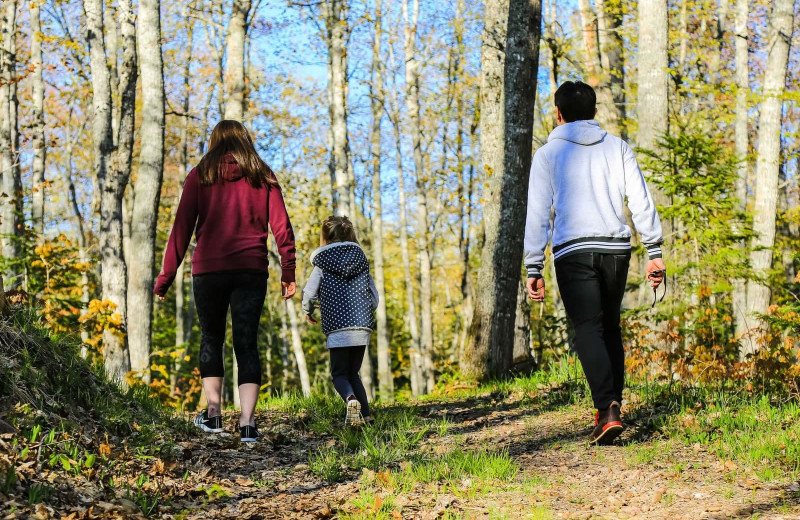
[285,298,311,397]
[85,0,133,381]
[595,0,625,137]
[744,0,794,355]
[224,0,251,120]
[64,109,91,354]
[732,0,750,340]
[461,0,541,380]
[391,110,423,396]
[577,0,620,135]
[324,0,353,215]
[127,0,165,383]
[636,0,668,150]
[369,0,393,401]
[403,0,435,394]
[173,11,197,395]
[1,0,22,288]
[636,0,669,199]
[30,1,46,237]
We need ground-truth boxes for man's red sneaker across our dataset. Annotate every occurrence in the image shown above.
[589,401,623,445]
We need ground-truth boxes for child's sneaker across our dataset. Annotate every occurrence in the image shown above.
[193,410,223,433]
[345,397,363,427]
[240,423,259,443]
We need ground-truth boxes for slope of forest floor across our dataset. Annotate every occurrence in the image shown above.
[2,316,800,520]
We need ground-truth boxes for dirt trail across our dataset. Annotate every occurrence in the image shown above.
[166,392,800,520]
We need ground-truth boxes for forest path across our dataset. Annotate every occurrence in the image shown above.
[172,387,800,520]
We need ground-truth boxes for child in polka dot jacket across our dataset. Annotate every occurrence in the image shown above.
[302,215,379,427]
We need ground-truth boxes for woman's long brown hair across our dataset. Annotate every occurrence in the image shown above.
[196,120,277,187]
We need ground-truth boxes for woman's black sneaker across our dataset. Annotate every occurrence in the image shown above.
[240,424,259,443]
[193,410,223,433]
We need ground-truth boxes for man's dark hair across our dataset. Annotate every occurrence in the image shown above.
[554,81,597,122]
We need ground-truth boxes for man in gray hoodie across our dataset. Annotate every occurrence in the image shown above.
[524,81,666,444]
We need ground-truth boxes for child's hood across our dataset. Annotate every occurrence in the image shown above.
[311,242,369,280]
[548,119,607,146]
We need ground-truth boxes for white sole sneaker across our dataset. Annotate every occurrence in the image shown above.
[196,424,224,433]
[345,399,363,427]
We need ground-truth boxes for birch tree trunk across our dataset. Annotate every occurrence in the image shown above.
[403,0,435,394]
[1,0,22,287]
[744,0,794,355]
[285,299,311,397]
[224,0,251,120]
[369,0,393,401]
[85,0,133,380]
[31,1,46,237]
[391,109,424,396]
[173,11,197,395]
[732,0,750,340]
[461,0,541,380]
[128,0,165,383]
[324,0,353,215]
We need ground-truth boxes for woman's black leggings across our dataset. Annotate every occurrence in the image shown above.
[193,270,267,386]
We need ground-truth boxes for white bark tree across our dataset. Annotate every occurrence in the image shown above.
[224,0,251,120]
[1,0,22,287]
[636,0,669,154]
[403,0,435,393]
[732,0,750,340]
[744,0,795,354]
[30,0,46,237]
[323,0,353,216]
[84,0,136,380]
[128,0,165,382]
[461,0,541,379]
[369,0,393,401]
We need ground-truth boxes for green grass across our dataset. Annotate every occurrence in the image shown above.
[402,447,518,485]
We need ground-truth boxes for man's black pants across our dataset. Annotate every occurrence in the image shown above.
[555,252,630,410]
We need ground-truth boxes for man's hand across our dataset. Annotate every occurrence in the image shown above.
[526,277,545,302]
[306,314,318,325]
[646,258,666,288]
[157,294,165,301]
[282,281,296,300]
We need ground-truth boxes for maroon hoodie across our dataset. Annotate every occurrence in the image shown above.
[154,155,296,297]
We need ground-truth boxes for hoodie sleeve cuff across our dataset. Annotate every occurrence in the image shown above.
[281,269,296,284]
[526,264,544,279]
[645,243,663,260]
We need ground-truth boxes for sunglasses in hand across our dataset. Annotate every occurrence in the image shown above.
[648,269,667,308]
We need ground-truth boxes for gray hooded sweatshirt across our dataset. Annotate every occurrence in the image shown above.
[302,242,379,349]
[524,120,664,277]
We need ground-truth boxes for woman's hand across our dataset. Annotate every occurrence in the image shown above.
[282,281,296,300]
[157,294,165,301]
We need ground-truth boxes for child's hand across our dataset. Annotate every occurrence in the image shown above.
[306,315,318,325]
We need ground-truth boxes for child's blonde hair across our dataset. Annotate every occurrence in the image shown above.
[321,215,358,244]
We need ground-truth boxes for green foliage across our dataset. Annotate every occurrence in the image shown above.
[640,124,753,294]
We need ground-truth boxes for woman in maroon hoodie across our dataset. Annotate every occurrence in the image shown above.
[155,120,296,442]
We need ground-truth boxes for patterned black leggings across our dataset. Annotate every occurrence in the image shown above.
[193,270,267,386]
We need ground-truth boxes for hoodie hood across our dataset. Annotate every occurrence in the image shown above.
[548,120,607,146]
[220,153,243,181]
[311,242,369,280]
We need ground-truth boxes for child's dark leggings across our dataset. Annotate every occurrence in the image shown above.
[193,270,268,386]
[329,346,371,418]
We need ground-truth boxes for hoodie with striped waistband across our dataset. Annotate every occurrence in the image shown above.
[524,120,663,278]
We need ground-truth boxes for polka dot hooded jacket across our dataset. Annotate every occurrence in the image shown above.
[302,242,378,338]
